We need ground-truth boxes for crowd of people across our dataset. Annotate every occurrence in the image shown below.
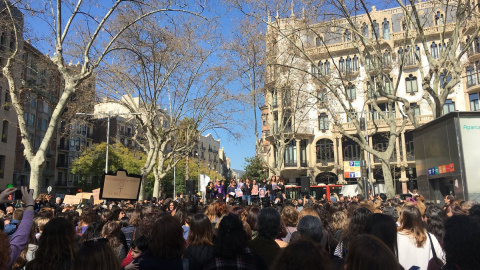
[1,178,480,270]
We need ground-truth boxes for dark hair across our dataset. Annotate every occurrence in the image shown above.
[446,204,467,216]
[101,221,123,251]
[213,213,247,258]
[119,217,129,228]
[129,209,143,227]
[271,240,331,270]
[382,206,399,222]
[130,235,149,252]
[138,212,158,238]
[72,239,120,270]
[424,204,447,245]
[443,215,480,270]
[26,217,77,270]
[341,207,372,245]
[257,207,281,240]
[364,213,397,255]
[344,235,402,270]
[188,213,213,246]
[246,206,260,231]
[469,204,480,217]
[149,215,185,259]
[297,215,323,243]
[174,208,188,225]
[80,222,104,243]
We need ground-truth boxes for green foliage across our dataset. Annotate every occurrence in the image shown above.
[71,142,154,193]
[243,156,267,181]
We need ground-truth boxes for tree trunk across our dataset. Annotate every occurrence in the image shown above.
[138,174,147,201]
[29,163,41,198]
[381,161,395,199]
[152,168,160,199]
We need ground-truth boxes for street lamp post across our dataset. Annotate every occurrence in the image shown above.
[76,111,141,174]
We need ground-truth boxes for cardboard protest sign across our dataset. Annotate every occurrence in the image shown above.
[100,170,141,200]
[92,188,102,204]
[63,195,81,205]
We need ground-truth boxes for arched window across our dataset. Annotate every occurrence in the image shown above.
[344,30,351,42]
[346,56,352,73]
[435,11,444,25]
[311,65,319,77]
[316,139,334,163]
[346,83,356,101]
[440,69,452,88]
[372,20,379,37]
[406,74,418,94]
[2,120,8,142]
[324,61,330,75]
[383,19,390,40]
[431,42,439,59]
[339,57,345,73]
[353,55,359,71]
[318,61,324,76]
[383,50,391,67]
[361,23,368,38]
[318,113,328,130]
[315,37,323,47]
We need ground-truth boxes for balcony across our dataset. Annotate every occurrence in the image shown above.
[340,115,434,132]
[392,23,455,41]
[57,162,68,169]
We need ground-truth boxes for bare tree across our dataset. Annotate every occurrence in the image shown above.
[100,13,237,199]
[1,0,208,197]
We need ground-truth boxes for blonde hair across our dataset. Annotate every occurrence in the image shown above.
[35,217,50,232]
[331,211,348,231]
[298,208,320,222]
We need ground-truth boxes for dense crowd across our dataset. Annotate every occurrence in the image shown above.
[1,178,480,270]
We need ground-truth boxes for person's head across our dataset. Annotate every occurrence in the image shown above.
[342,207,372,244]
[80,222,104,243]
[12,208,24,220]
[73,239,120,270]
[446,203,467,217]
[174,208,188,225]
[0,231,9,269]
[130,235,149,260]
[423,204,447,245]
[257,207,281,240]
[138,212,159,239]
[246,206,260,232]
[364,213,397,255]
[56,197,61,204]
[188,213,213,246]
[281,205,298,227]
[28,217,77,269]
[398,205,426,247]
[35,217,50,233]
[214,213,247,258]
[297,215,323,243]
[271,239,331,270]
[129,209,143,227]
[344,235,402,270]
[382,206,399,222]
[149,214,185,259]
[101,221,121,241]
[117,210,126,220]
[168,201,177,211]
[444,195,454,205]
[331,211,348,232]
[252,179,257,185]
[215,201,227,218]
[443,215,480,270]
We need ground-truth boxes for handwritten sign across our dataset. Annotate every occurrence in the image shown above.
[92,188,102,205]
[63,195,81,205]
[101,170,141,200]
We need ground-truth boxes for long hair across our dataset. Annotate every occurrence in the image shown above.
[101,221,123,250]
[26,217,77,270]
[364,213,398,256]
[213,213,247,258]
[345,235,402,270]
[0,231,10,270]
[341,207,372,245]
[398,205,426,247]
[149,215,185,259]
[129,209,143,227]
[272,240,331,270]
[138,212,158,238]
[72,239,120,270]
[331,211,348,232]
[246,206,260,231]
[188,213,213,246]
[12,221,36,270]
[424,204,447,245]
[443,215,480,270]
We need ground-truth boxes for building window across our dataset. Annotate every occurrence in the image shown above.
[406,75,418,94]
[466,63,480,87]
[300,140,307,167]
[411,103,420,116]
[353,55,359,71]
[324,61,330,75]
[361,23,368,38]
[315,36,323,47]
[443,99,455,114]
[383,19,390,40]
[28,114,35,126]
[372,20,379,37]
[272,89,278,106]
[435,11,444,25]
[284,140,297,167]
[311,65,319,77]
[346,56,352,73]
[346,84,356,101]
[383,50,391,67]
[431,42,439,59]
[384,77,393,95]
[316,139,334,163]
[1,120,7,143]
[470,94,479,111]
[318,113,328,131]
[318,89,327,104]
[439,69,452,88]
[339,57,345,73]
[347,109,357,122]
[344,30,351,42]
[318,61,324,77]
[0,155,5,178]
[4,90,10,111]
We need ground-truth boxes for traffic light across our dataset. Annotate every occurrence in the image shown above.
[77,189,82,193]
